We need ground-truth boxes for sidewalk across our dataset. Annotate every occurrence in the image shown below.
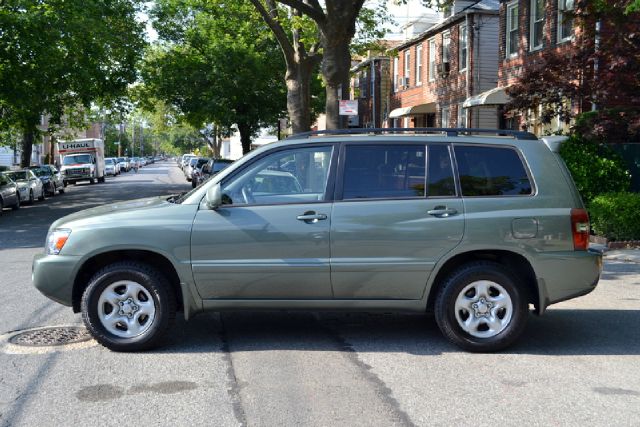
[590,243,640,263]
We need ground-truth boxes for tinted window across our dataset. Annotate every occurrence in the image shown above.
[454,146,532,196]
[342,145,426,199]
[427,145,456,197]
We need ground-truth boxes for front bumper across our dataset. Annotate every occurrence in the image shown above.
[32,253,82,307]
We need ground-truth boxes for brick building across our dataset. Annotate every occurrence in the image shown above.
[388,0,501,129]
[496,0,579,134]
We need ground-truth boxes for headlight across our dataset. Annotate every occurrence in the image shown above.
[46,229,71,255]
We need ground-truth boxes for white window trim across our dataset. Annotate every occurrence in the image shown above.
[457,103,467,127]
[557,0,575,44]
[530,0,545,51]
[506,1,519,58]
[441,106,450,127]
[459,24,467,72]
[428,38,436,82]
[393,57,399,92]
[416,44,423,85]
[442,31,451,64]
[404,50,411,87]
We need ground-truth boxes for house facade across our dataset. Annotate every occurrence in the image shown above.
[388,0,501,129]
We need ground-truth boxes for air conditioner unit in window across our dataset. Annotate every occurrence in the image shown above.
[402,76,410,88]
[439,62,450,78]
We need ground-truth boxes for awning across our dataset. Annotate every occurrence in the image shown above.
[463,86,510,108]
[388,102,437,118]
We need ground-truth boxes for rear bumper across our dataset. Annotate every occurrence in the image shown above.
[535,250,602,313]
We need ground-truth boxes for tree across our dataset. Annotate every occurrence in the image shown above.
[144,0,286,154]
[505,0,640,132]
[0,0,146,166]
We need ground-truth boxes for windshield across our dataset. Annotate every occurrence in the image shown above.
[63,154,92,165]
[30,168,48,177]
[6,171,27,180]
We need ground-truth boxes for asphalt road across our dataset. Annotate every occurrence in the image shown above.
[1,161,639,426]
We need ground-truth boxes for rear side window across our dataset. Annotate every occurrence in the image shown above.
[427,145,456,197]
[455,145,532,196]
[342,145,426,199]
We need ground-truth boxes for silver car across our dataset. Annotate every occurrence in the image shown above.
[3,169,45,204]
[0,173,21,213]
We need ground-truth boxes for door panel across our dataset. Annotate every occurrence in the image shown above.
[330,198,464,299]
[191,204,332,299]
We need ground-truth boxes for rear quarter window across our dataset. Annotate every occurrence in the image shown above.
[454,145,532,196]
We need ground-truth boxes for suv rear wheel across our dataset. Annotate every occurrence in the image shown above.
[435,261,528,352]
[81,262,176,351]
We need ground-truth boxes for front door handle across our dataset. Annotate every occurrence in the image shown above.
[427,206,458,217]
[297,211,328,223]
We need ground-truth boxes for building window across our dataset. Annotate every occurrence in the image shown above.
[459,25,467,71]
[442,32,451,64]
[441,106,450,127]
[404,50,411,87]
[428,38,436,81]
[557,0,574,42]
[416,44,423,85]
[457,104,467,127]
[393,57,399,92]
[506,2,519,57]
[530,0,545,51]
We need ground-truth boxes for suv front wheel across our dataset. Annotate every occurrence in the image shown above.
[81,262,176,351]
[435,261,528,352]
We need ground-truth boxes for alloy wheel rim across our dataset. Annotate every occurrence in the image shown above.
[454,280,513,338]
[97,281,156,338]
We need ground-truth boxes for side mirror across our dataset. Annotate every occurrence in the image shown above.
[205,183,222,210]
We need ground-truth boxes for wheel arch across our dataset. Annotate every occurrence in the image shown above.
[72,250,187,317]
[426,250,539,313]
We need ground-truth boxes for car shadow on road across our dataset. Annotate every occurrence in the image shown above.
[157,308,640,356]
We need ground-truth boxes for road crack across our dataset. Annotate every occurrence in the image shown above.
[219,313,248,427]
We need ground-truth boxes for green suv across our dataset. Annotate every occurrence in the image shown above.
[32,128,602,352]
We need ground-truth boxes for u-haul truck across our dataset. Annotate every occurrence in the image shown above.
[57,139,105,185]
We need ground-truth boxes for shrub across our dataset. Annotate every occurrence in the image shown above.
[558,136,631,204]
[574,109,640,144]
[589,192,640,240]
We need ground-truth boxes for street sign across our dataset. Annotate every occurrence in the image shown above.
[114,141,121,145]
[339,100,358,116]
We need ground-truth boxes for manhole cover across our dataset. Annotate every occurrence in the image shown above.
[9,326,91,347]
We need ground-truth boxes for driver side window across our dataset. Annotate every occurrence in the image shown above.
[221,146,333,206]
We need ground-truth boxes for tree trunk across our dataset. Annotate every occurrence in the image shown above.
[20,124,37,167]
[237,123,253,155]
[286,58,315,135]
[320,21,355,130]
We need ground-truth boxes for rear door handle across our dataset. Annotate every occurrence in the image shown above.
[427,207,458,217]
[297,212,328,223]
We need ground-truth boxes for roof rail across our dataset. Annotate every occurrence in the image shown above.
[287,127,538,141]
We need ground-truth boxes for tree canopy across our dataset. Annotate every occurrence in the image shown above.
[142,0,287,154]
[0,0,146,165]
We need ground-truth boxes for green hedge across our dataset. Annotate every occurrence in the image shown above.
[558,136,631,204]
[589,192,640,241]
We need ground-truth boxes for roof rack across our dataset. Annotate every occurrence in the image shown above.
[287,127,538,141]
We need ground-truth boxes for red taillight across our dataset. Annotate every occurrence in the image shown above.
[571,208,590,251]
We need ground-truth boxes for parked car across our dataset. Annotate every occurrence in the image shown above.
[184,157,204,182]
[105,158,120,176]
[180,154,196,170]
[117,157,129,172]
[190,157,211,187]
[194,158,233,187]
[28,165,65,196]
[3,169,45,204]
[32,128,602,352]
[0,173,21,214]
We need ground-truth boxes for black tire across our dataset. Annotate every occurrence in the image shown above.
[81,262,176,352]
[12,195,20,210]
[49,183,56,197]
[38,188,45,201]
[28,190,34,205]
[0,197,3,215]
[89,178,95,184]
[434,261,528,352]
[58,186,65,194]
[98,176,105,183]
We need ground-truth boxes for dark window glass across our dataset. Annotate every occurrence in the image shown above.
[343,145,426,199]
[428,145,456,196]
[455,146,532,196]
